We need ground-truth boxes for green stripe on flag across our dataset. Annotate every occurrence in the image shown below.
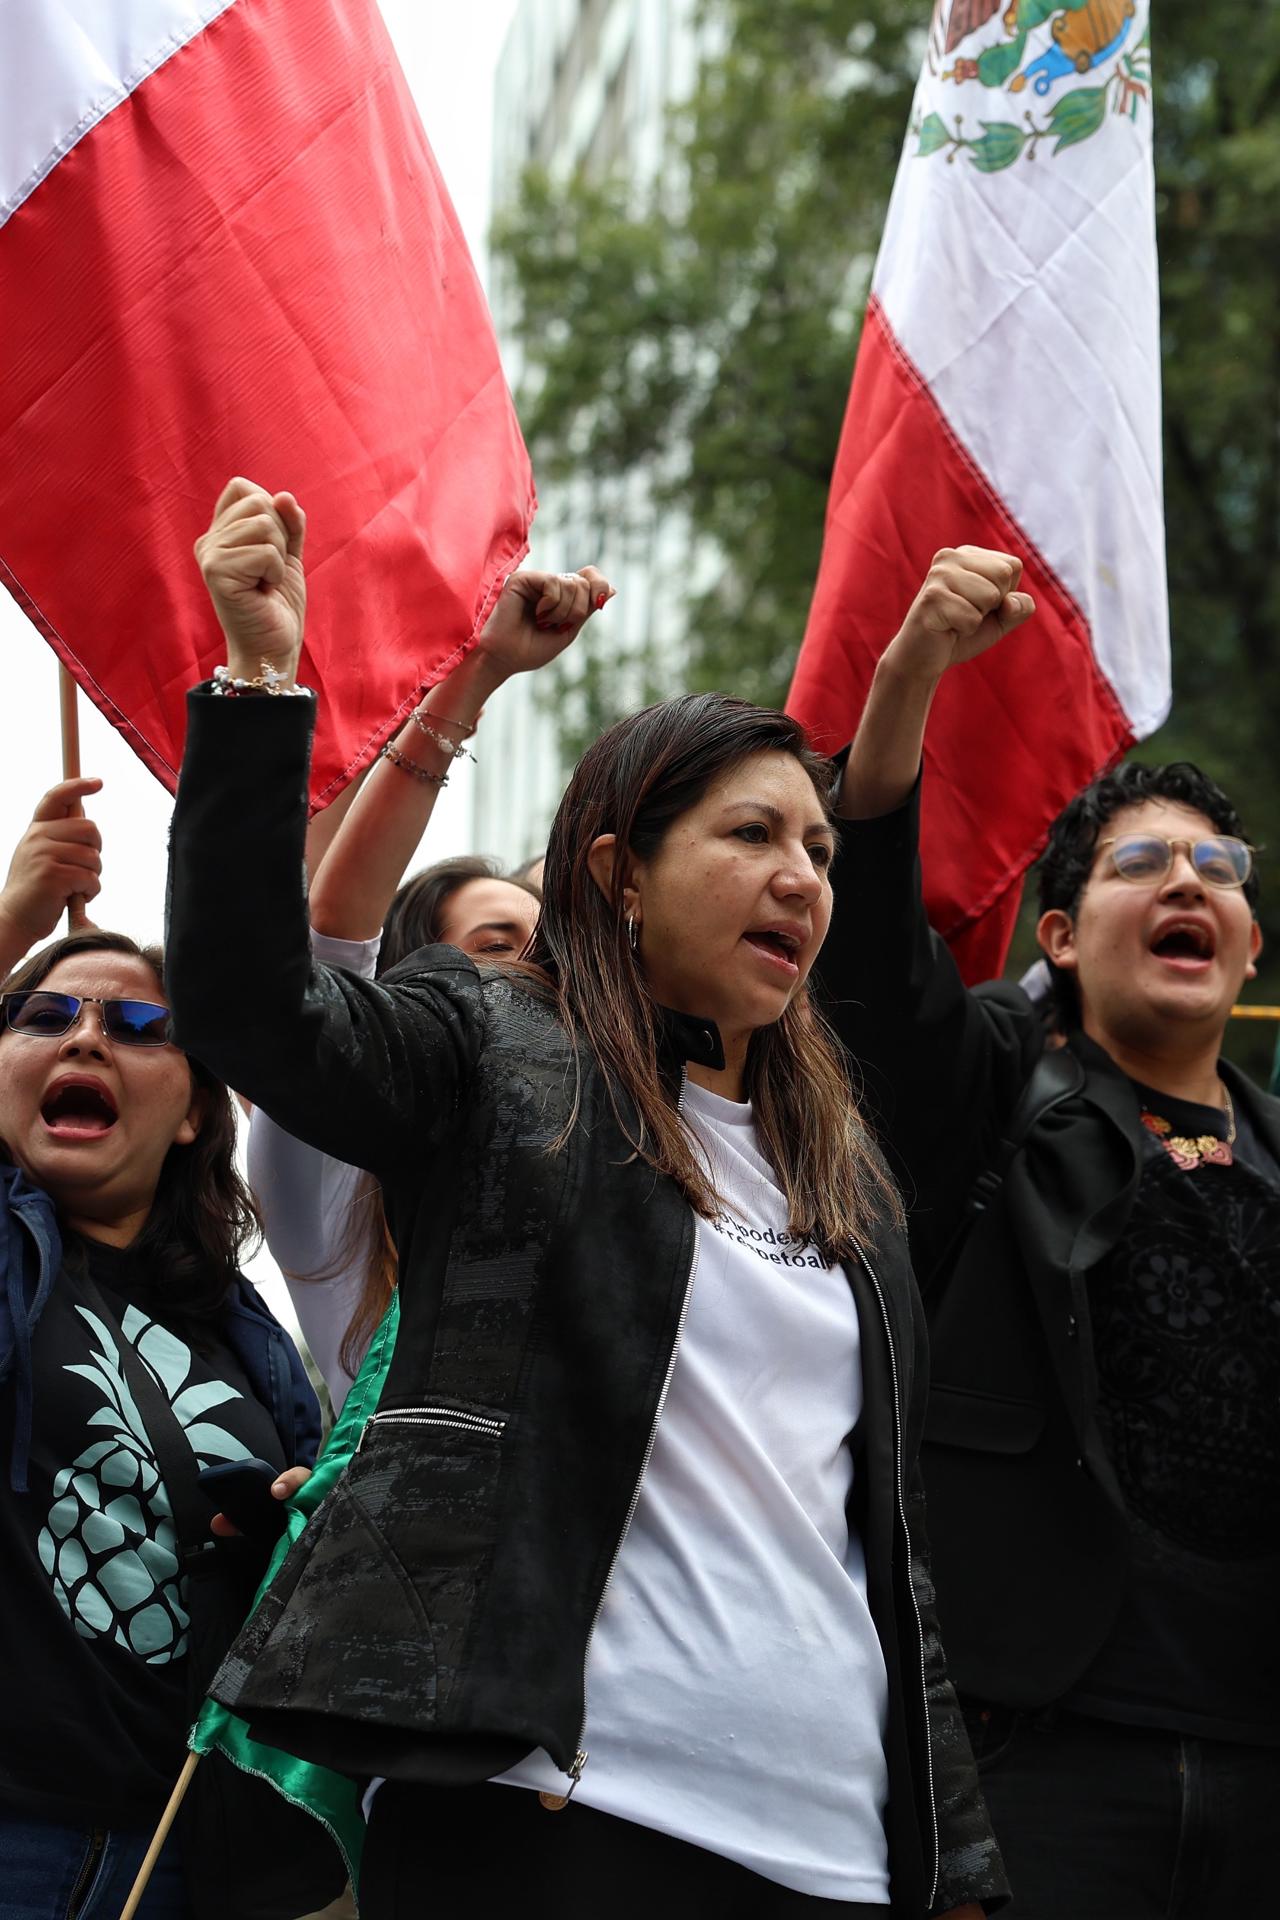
[190,1290,402,1882]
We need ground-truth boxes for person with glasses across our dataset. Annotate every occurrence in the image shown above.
[822,545,1280,1916]
[0,785,332,1920]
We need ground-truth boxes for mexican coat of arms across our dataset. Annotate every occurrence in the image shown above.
[916,0,1152,170]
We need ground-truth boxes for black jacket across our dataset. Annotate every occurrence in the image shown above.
[818,780,1280,1710]
[166,690,1007,1916]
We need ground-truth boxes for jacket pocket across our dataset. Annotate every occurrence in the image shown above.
[358,1403,507,1448]
[925,1384,1047,1454]
[347,1408,508,1715]
[214,1466,440,1722]
[217,1407,508,1731]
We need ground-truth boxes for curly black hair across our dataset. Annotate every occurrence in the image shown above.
[1036,761,1258,1026]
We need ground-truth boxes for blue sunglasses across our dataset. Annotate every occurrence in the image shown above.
[0,991,174,1048]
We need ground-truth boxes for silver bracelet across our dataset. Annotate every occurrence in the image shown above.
[380,743,448,787]
[212,662,312,698]
[407,708,476,761]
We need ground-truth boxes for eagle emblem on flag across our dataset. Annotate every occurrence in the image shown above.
[916,0,1151,168]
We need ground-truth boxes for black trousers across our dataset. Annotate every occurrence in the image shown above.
[965,1705,1277,1918]
[360,1782,894,1919]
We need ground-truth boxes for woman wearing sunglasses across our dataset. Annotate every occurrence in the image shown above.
[163,479,1005,1919]
[0,783,329,1920]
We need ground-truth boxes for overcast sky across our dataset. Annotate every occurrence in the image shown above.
[0,0,520,947]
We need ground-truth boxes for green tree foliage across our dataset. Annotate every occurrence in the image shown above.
[493,0,920,711]
[493,1,1280,1065]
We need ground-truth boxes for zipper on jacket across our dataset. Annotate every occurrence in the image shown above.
[857,1250,940,1909]
[67,1827,107,1920]
[566,1068,702,1791]
[357,1406,506,1451]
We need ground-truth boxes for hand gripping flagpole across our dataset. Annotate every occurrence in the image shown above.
[57,665,87,931]
[117,1750,201,1920]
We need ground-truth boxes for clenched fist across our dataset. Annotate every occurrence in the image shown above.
[884,546,1035,684]
[474,567,615,682]
[838,547,1039,820]
[195,478,307,682]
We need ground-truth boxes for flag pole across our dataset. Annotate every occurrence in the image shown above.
[58,665,86,930]
[117,1750,201,1920]
[59,664,81,780]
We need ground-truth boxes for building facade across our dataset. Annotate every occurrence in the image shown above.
[473,0,708,864]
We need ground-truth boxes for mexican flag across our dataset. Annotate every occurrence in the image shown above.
[789,1,1168,981]
[0,0,534,814]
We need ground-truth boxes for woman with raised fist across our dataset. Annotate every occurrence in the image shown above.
[166,478,1006,1920]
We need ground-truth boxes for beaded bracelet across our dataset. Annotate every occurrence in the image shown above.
[418,707,477,738]
[407,709,476,761]
[211,662,312,698]
[380,743,448,788]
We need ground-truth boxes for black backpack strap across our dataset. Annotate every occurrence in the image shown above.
[922,1045,1085,1296]
[76,1273,219,1580]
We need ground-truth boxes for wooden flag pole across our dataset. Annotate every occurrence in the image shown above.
[117,1750,201,1920]
[59,663,81,780]
[58,665,86,930]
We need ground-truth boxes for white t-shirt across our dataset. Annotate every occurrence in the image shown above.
[246,929,381,1411]
[497,1079,891,1902]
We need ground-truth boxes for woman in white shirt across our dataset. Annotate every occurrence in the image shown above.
[173,479,1004,1918]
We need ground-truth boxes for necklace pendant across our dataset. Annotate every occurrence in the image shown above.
[1140,1109,1233,1171]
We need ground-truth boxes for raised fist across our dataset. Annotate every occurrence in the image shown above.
[474,566,615,682]
[885,546,1035,682]
[195,477,307,680]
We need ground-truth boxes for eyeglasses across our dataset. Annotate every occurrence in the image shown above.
[0,991,174,1047]
[1098,834,1255,890]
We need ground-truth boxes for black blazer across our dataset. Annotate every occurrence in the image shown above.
[817,779,1280,1709]
[165,690,1008,1916]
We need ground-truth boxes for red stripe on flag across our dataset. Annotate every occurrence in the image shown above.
[0,0,534,809]
[789,297,1132,983]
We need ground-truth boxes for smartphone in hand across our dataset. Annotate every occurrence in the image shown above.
[197,1457,289,1547]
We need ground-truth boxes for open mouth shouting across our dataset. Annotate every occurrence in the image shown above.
[40,1074,119,1142]
[742,923,807,980]
[1148,916,1217,974]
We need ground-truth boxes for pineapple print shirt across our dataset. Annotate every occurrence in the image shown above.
[0,1238,285,1827]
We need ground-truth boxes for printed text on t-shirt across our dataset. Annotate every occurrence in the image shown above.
[707,1207,827,1270]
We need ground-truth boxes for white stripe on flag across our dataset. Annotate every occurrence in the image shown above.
[0,0,238,226]
[873,1,1167,737]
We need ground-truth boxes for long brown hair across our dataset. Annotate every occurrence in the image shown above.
[527,693,901,1259]
[1,930,260,1334]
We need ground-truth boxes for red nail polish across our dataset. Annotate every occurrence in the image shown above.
[595,593,608,611]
